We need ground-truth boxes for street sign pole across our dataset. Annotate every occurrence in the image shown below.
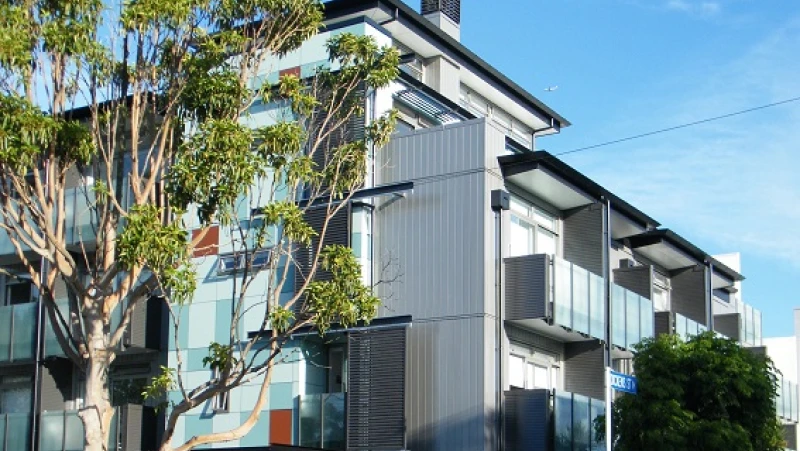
[605,366,612,451]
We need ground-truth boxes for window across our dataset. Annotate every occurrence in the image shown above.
[508,196,559,258]
[211,368,230,412]
[4,278,33,306]
[507,343,561,390]
[652,272,671,312]
[217,249,271,275]
[327,346,347,393]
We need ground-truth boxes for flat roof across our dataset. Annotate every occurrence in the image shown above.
[322,0,571,128]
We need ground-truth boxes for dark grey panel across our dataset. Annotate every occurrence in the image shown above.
[713,313,741,341]
[505,254,549,321]
[347,327,406,450]
[654,311,672,337]
[563,205,603,276]
[293,204,351,315]
[506,325,564,357]
[564,341,604,400]
[747,346,767,358]
[40,358,73,411]
[504,389,549,451]
[670,266,706,326]
[613,266,652,299]
[119,404,158,451]
[783,423,797,450]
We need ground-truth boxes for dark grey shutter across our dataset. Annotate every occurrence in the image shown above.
[293,204,351,315]
[347,327,407,450]
[505,389,549,451]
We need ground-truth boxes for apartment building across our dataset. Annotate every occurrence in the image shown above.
[0,0,793,450]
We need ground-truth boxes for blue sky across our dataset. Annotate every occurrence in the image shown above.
[407,0,800,336]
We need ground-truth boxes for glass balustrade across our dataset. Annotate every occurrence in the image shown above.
[39,410,118,451]
[299,392,346,450]
[0,302,36,362]
[551,256,605,341]
[554,390,606,451]
[611,284,654,350]
[675,313,707,340]
[0,413,32,451]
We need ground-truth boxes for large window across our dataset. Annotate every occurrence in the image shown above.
[2,277,34,306]
[652,272,671,312]
[0,376,32,413]
[508,196,558,258]
[508,343,561,391]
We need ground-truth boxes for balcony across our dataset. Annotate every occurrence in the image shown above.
[0,302,36,363]
[39,409,120,451]
[298,392,346,450]
[713,298,762,347]
[0,413,31,451]
[505,389,605,451]
[505,254,605,341]
[655,311,707,340]
[776,375,799,423]
[611,283,654,350]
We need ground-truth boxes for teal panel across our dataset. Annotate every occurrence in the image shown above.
[215,300,234,344]
[187,348,209,372]
[269,382,295,410]
[170,307,191,351]
[239,411,270,447]
[183,415,212,449]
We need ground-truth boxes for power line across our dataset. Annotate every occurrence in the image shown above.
[554,95,800,157]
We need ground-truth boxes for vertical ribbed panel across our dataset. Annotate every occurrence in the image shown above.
[506,325,565,356]
[347,327,406,450]
[563,206,603,276]
[504,254,549,321]
[120,404,158,451]
[421,0,461,23]
[293,204,351,315]
[504,389,549,451]
[654,311,672,336]
[713,313,741,341]
[613,266,652,299]
[670,267,707,326]
[564,341,604,400]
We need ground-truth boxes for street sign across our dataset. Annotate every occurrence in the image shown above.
[610,370,637,394]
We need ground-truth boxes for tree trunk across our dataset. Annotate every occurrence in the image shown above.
[80,315,115,451]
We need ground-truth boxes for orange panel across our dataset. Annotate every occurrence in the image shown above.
[269,409,293,445]
[279,66,301,78]
[191,226,219,257]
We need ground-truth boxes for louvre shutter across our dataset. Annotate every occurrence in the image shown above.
[347,327,407,450]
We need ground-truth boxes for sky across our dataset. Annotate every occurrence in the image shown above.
[403,0,800,337]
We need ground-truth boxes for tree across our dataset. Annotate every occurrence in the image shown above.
[602,332,784,451]
[0,0,399,450]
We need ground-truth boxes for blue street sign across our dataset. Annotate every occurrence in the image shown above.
[610,370,638,394]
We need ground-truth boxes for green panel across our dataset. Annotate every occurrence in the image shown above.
[5,413,31,451]
[187,348,210,372]
[11,302,36,360]
[39,411,65,451]
[0,306,11,361]
[215,300,233,344]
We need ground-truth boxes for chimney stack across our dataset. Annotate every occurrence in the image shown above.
[421,0,460,41]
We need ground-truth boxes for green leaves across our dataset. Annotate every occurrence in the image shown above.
[607,333,784,451]
[203,342,239,372]
[305,244,379,333]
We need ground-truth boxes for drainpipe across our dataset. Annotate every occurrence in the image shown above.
[706,262,714,331]
[31,158,51,451]
[490,189,509,451]
[602,197,612,451]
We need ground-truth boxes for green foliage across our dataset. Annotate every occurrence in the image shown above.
[269,305,294,333]
[0,95,57,172]
[141,366,177,411]
[603,332,784,451]
[0,4,34,72]
[203,342,239,372]
[305,244,380,333]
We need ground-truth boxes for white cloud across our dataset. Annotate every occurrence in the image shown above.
[664,0,722,16]
[562,17,800,267]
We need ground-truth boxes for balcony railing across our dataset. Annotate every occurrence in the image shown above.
[506,254,605,341]
[675,312,707,340]
[298,392,346,450]
[39,409,119,451]
[776,375,799,423]
[505,389,605,451]
[611,283,654,350]
[713,298,762,347]
[0,302,36,362]
[0,413,32,451]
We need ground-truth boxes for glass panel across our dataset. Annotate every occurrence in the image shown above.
[551,366,561,390]
[39,411,65,451]
[537,228,557,256]
[508,216,534,257]
[554,392,573,451]
[5,413,31,451]
[64,411,84,451]
[0,306,11,361]
[322,393,346,450]
[299,395,322,448]
[640,296,654,340]
[45,300,70,357]
[1,384,32,413]
[611,285,626,348]
[72,187,96,244]
[510,197,529,216]
[508,355,525,389]
[572,265,590,335]
[533,364,549,390]
[625,292,640,349]
[535,210,557,230]
[589,273,605,340]
[753,309,762,346]
[676,314,687,339]
[553,258,573,329]
[573,394,591,451]
[12,302,35,360]
[590,398,606,451]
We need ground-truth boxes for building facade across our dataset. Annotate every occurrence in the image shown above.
[0,0,795,450]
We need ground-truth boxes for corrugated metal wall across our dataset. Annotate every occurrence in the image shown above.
[504,255,549,321]
[504,389,549,451]
[654,311,672,337]
[563,206,603,275]
[563,341,605,400]
[670,266,707,326]
[506,325,565,357]
[613,266,652,299]
[714,313,741,341]
[375,119,499,451]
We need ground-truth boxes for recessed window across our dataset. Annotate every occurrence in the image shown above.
[217,249,271,275]
[508,343,561,390]
[0,376,32,413]
[508,196,559,258]
[211,368,230,412]
[4,279,33,306]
